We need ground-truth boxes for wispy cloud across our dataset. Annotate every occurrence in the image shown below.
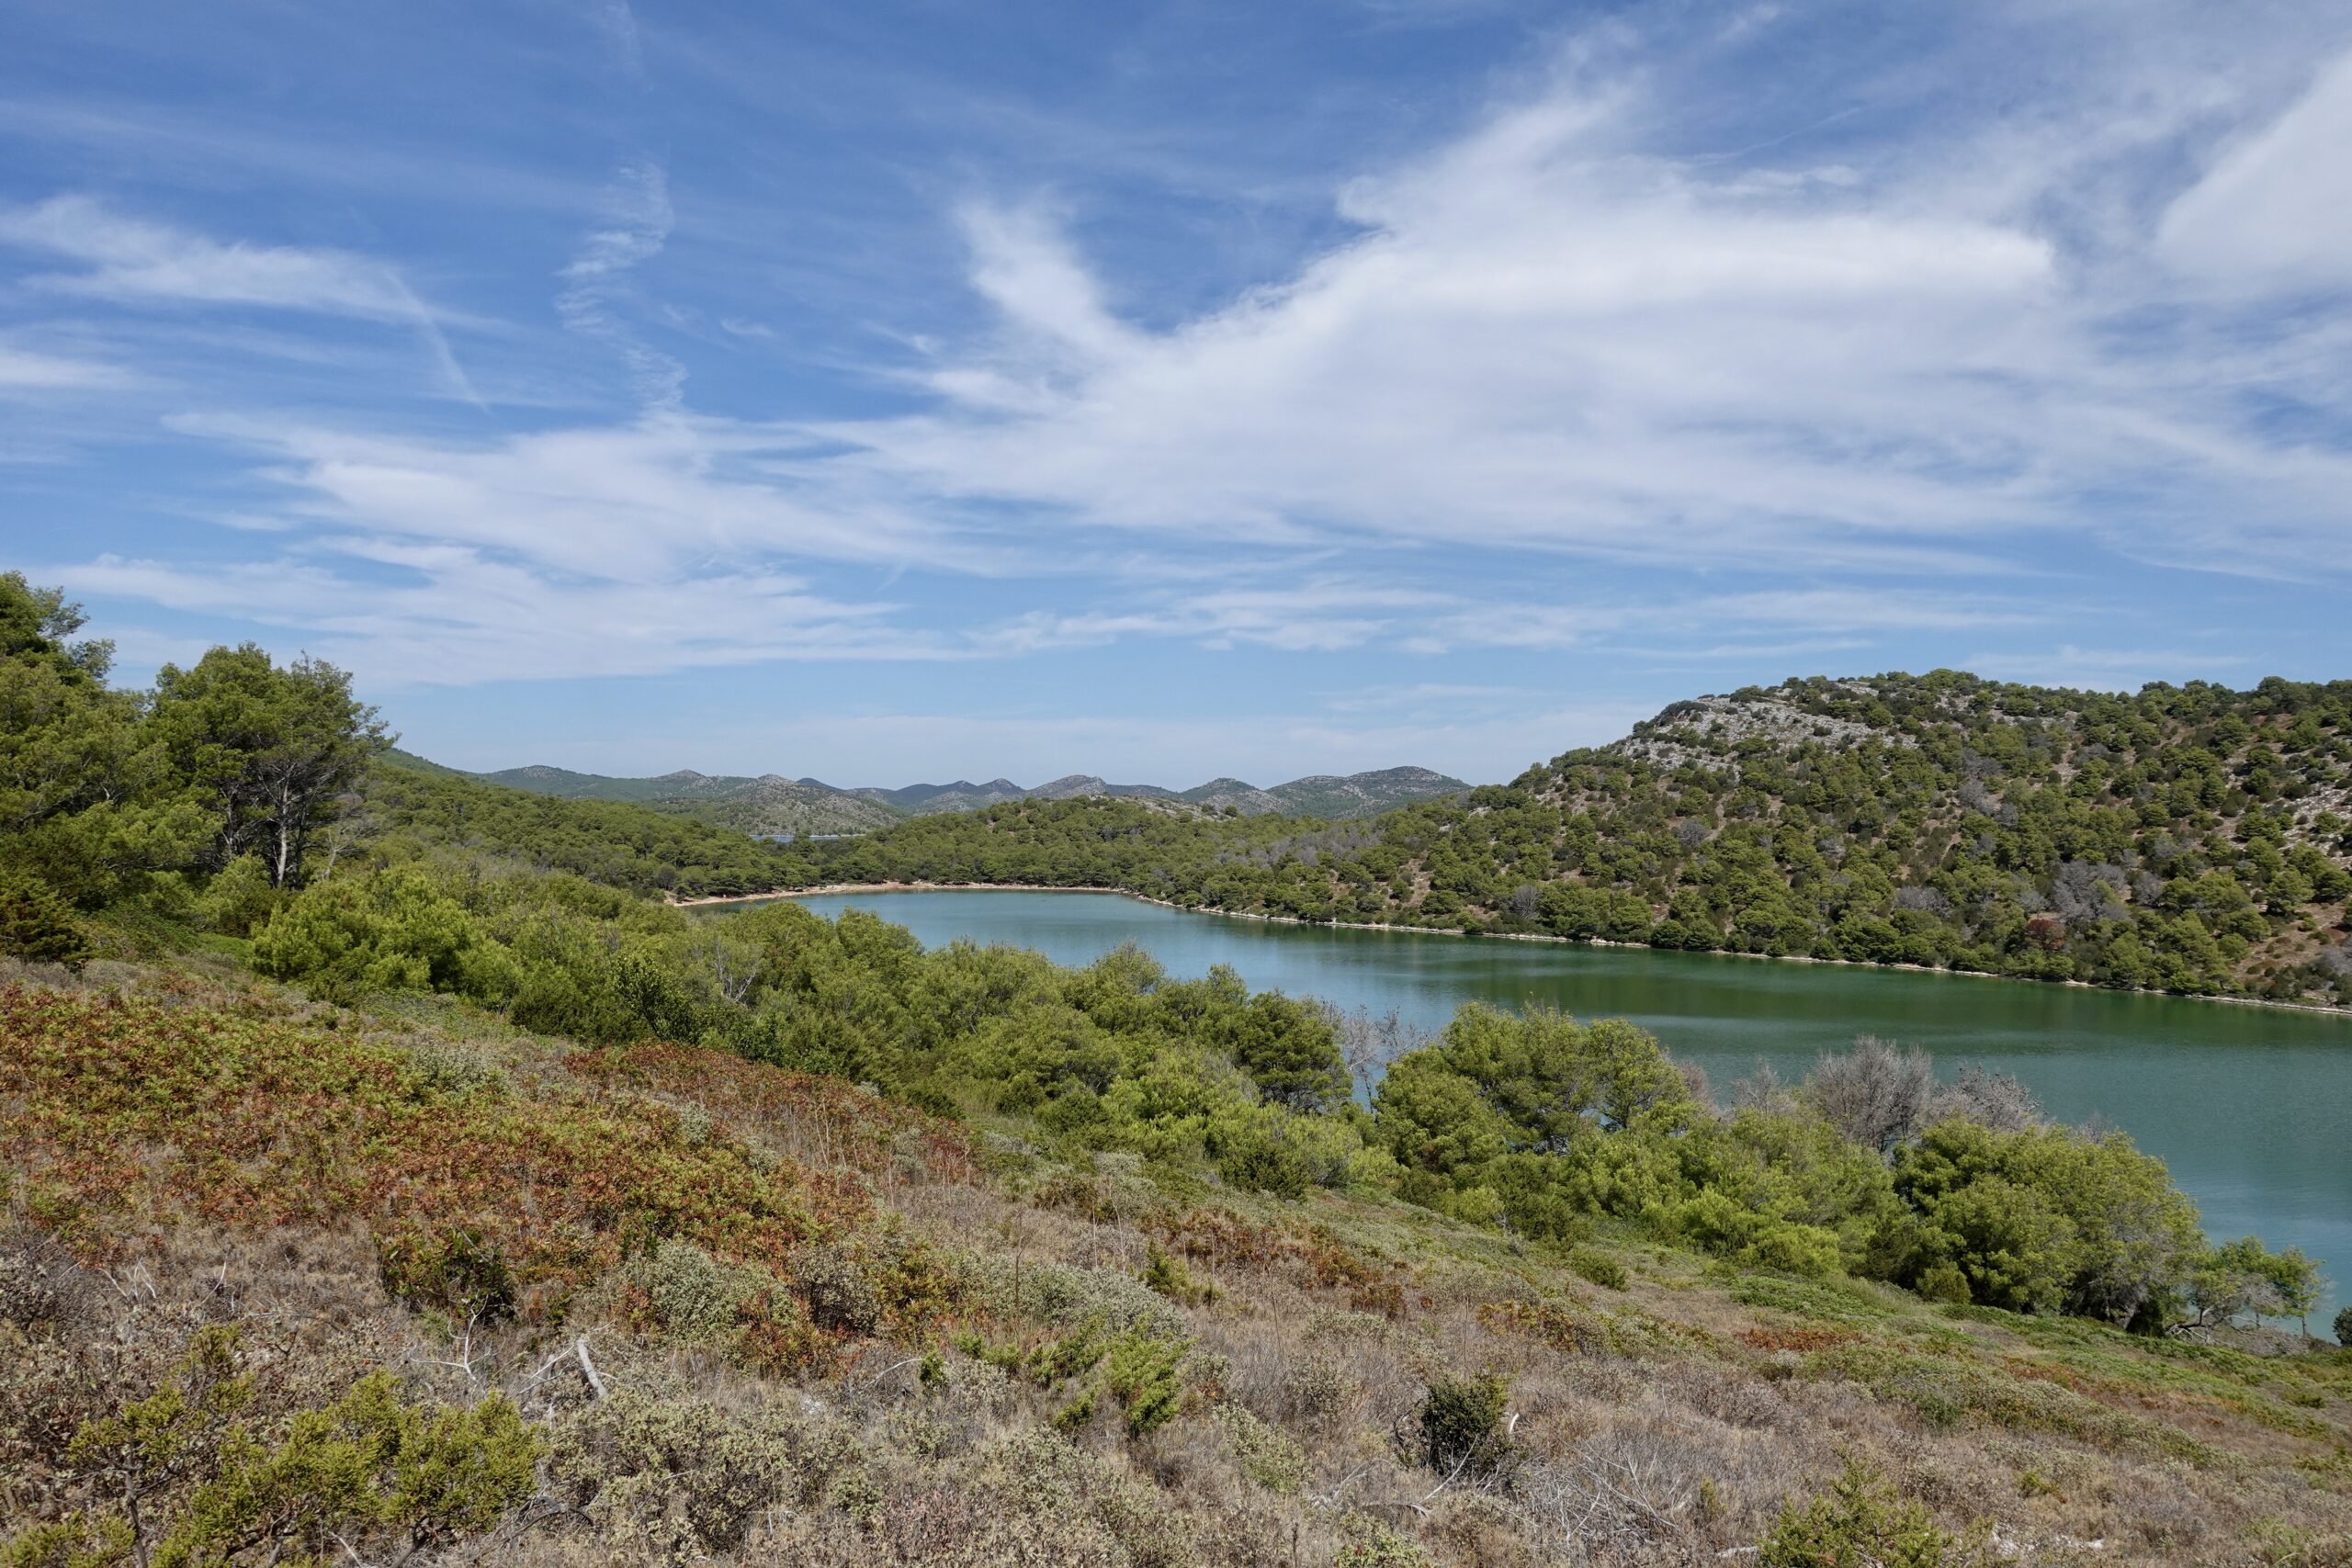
[556,161,683,407]
[2158,51,2352,290]
[0,196,483,405]
[0,341,137,391]
[57,546,945,688]
[794,37,2352,582]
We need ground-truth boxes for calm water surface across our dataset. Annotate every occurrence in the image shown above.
[753,889,2351,1318]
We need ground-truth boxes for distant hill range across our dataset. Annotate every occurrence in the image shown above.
[398,755,1466,838]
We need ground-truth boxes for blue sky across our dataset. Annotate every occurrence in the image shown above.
[4,1,2348,786]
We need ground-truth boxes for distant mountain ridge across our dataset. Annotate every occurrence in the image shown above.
[419,758,1468,835]
[805,765,1469,820]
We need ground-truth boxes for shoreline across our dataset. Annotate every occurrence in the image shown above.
[671,881,2352,1021]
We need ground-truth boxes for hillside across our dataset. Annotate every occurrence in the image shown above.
[811,672,2352,1009]
[831,766,1470,819]
[368,754,820,897]
[6,578,2346,1566]
[432,761,1467,836]
[7,925,2347,1566]
[469,763,899,839]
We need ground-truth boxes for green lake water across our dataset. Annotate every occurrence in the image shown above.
[756,889,2352,1319]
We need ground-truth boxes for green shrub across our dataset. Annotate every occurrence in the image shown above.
[377,1227,518,1324]
[621,1239,763,1342]
[0,874,91,970]
[1139,1241,1216,1304]
[1103,1329,1188,1437]
[1565,1246,1628,1291]
[1758,1455,1963,1567]
[194,853,277,938]
[792,1244,880,1335]
[1336,1517,1433,1567]
[149,1375,537,1567]
[547,1390,803,1559]
[26,1327,537,1568]
[1216,1403,1306,1495]
[401,1042,505,1100]
[2335,1304,2352,1348]
[1416,1371,1513,1480]
[1210,1115,1314,1199]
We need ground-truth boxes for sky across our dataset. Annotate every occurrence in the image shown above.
[3,0,2348,787]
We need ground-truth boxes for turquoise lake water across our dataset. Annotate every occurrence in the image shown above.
[752,888,2352,1321]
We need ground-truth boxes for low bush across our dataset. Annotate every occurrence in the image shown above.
[548,1390,806,1559]
[1759,1455,1975,1567]
[1416,1371,1514,1481]
[6,1325,537,1568]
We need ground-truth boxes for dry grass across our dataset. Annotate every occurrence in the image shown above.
[3,964,2347,1566]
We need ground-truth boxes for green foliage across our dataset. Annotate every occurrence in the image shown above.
[253,868,516,1005]
[1758,1455,1965,1567]
[149,643,389,889]
[1139,1241,1216,1305]
[193,853,280,937]
[148,1373,537,1567]
[1215,1402,1305,1494]
[1102,1328,1189,1436]
[2334,1304,2352,1348]
[376,1227,519,1324]
[1890,1120,2203,1325]
[811,671,2352,1008]
[0,575,209,908]
[0,873,93,969]
[1335,1517,1434,1567]
[365,755,818,899]
[1415,1371,1513,1479]
[2189,1236,2322,1328]
[1564,1246,1628,1291]
[547,1390,806,1559]
[14,1325,537,1568]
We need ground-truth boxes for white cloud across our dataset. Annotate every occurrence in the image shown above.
[557,161,684,407]
[164,411,972,578]
[0,196,482,404]
[1962,644,2253,693]
[0,196,422,316]
[791,53,2350,583]
[56,547,944,688]
[0,343,136,391]
[2159,51,2352,288]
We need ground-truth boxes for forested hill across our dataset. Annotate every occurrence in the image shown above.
[368,753,820,897]
[815,671,2352,1008]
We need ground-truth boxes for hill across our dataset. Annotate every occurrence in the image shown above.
[368,752,819,897]
[6,899,2346,1565]
[810,671,2352,1008]
[5,575,2344,1566]
[467,763,899,839]
[433,761,1466,835]
[828,766,1469,819]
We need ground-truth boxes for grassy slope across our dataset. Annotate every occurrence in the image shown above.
[5,957,2346,1565]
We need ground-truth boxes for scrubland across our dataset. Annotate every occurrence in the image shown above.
[6,955,2347,1567]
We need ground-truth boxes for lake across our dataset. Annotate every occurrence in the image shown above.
[753,888,2352,1321]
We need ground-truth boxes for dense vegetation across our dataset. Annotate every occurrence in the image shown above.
[0,570,816,937]
[814,674,2352,1008]
[452,761,1469,836]
[7,927,2349,1562]
[6,573,2348,1563]
[232,863,2322,1339]
[461,761,902,839]
[367,756,820,897]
